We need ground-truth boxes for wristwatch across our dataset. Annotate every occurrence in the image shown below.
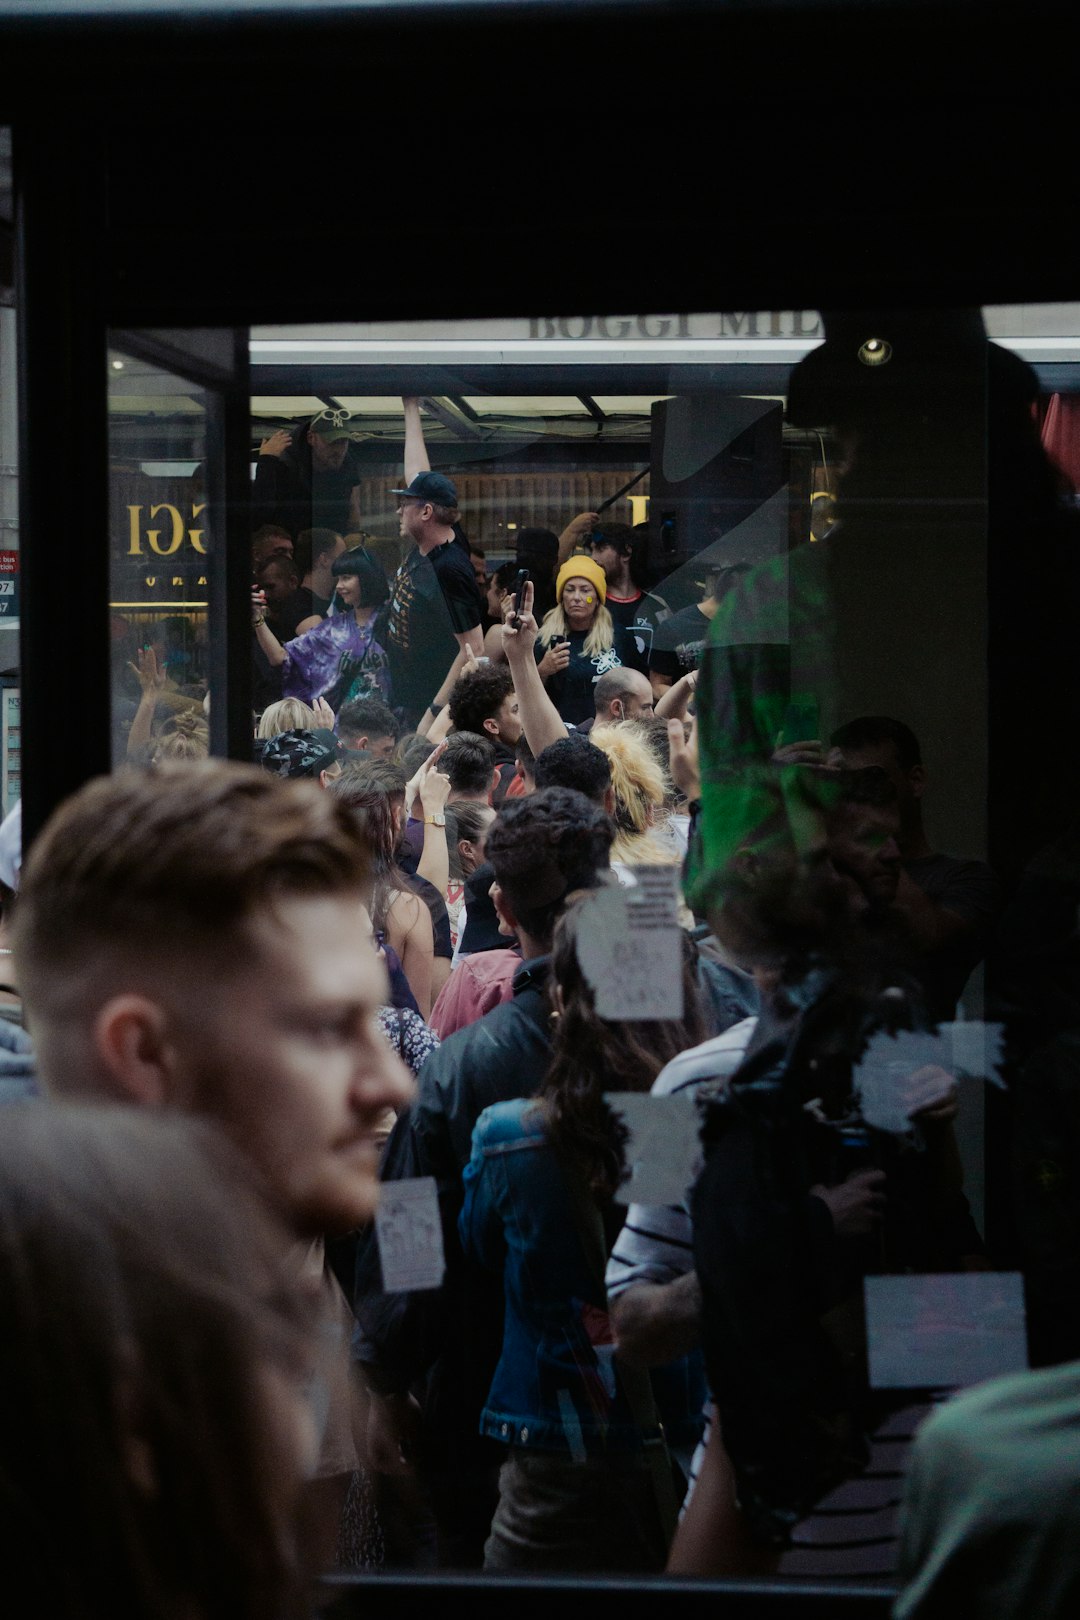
[425,813,446,827]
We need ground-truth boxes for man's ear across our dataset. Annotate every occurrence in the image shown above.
[91,995,182,1108]
[611,699,625,723]
[482,716,499,740]
[603,786,617,817]
[490,881,519,934]
[908,764,927,801]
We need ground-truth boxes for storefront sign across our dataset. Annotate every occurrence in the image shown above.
[1,683,20,816]
[527,311,823,341]
[127,504,207,556]
[0,551,18,619]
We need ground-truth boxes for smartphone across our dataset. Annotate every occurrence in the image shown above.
[510,567,530,628]
[780,693,820,746]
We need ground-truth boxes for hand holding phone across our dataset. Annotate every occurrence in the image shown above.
[510,568,530,629]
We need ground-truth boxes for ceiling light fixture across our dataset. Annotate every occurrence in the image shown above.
[857,337,892,367]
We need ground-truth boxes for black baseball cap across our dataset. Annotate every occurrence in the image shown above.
[255,727,342,779]
[390,470,459,506]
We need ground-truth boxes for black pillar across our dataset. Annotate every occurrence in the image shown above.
[205,327,253,762]
[15,124,111,848]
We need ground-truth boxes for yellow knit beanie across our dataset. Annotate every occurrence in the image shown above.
[555,555,607,605]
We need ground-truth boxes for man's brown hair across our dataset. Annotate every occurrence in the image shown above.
[13,760,370,1019]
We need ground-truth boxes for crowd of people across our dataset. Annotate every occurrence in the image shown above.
[3,322,1080,1618]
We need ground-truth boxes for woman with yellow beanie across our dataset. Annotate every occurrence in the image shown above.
[537,556,646,724]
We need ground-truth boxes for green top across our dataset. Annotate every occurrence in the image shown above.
[895,1360,1080,1619]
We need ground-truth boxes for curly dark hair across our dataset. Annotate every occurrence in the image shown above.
[533,734,611,803]
[485,787,612,945]
[448,665,514,738]
[542,895,706,1200]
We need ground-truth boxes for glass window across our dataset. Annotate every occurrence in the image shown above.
[100,302,1080,1588]
[0,125,20,905]
[108,345,210,767]
[107,326,247,767]
[238,303,1080,1588]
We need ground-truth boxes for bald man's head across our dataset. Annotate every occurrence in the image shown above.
[593,667,655,724]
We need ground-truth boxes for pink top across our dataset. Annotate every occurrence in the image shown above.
[429,947,523,1039]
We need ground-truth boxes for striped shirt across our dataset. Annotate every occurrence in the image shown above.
[605,1017,758,1302]
[604,1012,926,1576]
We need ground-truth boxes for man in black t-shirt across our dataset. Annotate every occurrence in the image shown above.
[292,527,347,622]
[255,554,309,643]
[252,409,366,538]
[386,468,484,726]
[588,523,669,671]
[650,562,751,690]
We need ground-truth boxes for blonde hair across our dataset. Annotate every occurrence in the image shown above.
[154,710,209,761]
[257,698,318,739]
[538,601,615,660]
[590,723,679,867]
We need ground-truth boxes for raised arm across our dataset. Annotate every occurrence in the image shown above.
[655,667,699,721]
[456,624,484,658]
[403,396,431,484]
[419,700,454,744]
[415,745,452,896]
[251,586,286,668]
[501,581,568,756]
[126,646,167,757]
[557,509,600,566]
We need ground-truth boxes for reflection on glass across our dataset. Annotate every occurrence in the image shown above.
[107,348,210,767]
[100,305,1079,1596]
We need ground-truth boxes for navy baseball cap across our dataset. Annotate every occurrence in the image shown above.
[390,470,459,506]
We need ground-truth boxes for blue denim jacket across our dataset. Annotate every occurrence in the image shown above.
[460,1096,664,1457]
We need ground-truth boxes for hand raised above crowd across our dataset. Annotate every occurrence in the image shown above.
[128,644,167,697]
[311,695,336,730]
[667,716,701,802]
[418,743,452,818]
[501,580,539,665]
[405,738,448,822]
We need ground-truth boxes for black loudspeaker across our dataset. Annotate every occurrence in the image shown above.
[647,396,786,610]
